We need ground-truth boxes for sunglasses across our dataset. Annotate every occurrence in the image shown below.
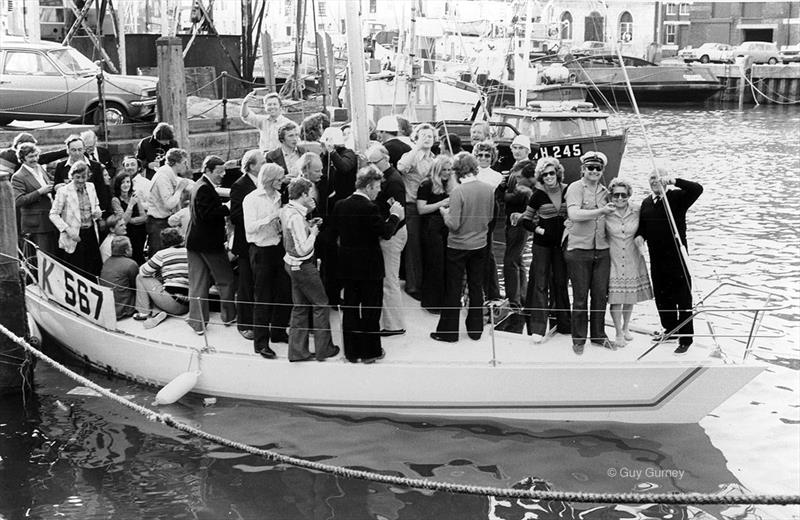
[475,152,492,158]
[541,170,557,177]
[611,193,629,199]
[585,165,604,172]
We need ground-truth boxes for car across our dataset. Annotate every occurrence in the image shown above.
[0,37,158,126]
[571,41,610,57]
[779,44,800,64]
[678,43,733,64]
[733,41,780,64]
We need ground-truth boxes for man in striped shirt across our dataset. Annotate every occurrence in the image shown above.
[133,227,189,329]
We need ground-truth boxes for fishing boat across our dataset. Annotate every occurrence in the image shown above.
[25,250,776,424]
[565,55,724,104]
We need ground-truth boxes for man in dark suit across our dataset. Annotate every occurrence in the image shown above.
[635,169,703,355]
[331,167,404,363]
[185,155,236,335]
[229,150,265,340]
[81,130,116,178]
[53,135,111,220]
[11,143,58,264]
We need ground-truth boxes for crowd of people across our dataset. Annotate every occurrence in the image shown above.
[3,91,703,363]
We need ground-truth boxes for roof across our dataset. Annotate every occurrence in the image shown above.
[0,36,67,51]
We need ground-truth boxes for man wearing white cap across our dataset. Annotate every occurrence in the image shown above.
[503,134,535,308]
[564,150,615,355]
[376,115,412,169]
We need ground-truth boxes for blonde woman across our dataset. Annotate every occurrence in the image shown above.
[416,155,456,312]
[606,178,653,348]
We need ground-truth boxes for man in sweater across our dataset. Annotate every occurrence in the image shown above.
[431,152,495,343]
[280,177,340,362]
[635,168,703,355]
[185,155,236,335]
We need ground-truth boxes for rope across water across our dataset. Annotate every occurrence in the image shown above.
[0,322,797,506]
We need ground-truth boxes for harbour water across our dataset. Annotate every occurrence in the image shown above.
[1,106,798,519]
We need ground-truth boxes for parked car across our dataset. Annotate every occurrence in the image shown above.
[571,41,610,57]
[780,44,800,64]
[0,37,158,126]
[678,43,733,63]
[733,41,780,65]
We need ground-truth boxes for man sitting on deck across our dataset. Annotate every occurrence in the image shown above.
[133,228,189,329]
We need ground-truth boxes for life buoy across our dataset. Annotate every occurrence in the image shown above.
[622,31,632,43]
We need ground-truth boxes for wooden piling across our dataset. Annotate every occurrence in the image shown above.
[343,3,369,153]
[0,173,33,395]
[156,36,189,147]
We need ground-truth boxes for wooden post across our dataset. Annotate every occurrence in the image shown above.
[157,37,189,147]
[0,173,31,395]
[324,32,338,106]
[262,30,275,91]
[343,1,369,153]
[315,31,328,110]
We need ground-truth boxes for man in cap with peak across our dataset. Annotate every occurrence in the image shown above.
[563,150,615,355]
[376,115,412,169]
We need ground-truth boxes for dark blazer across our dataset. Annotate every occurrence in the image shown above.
[264,145,306,176]
[229,171,256,256]
[326,146,357,205]
[637,178,703,254]
[331,193,400,281]
[136,136,177,179]
[53,158,112,217]
[12,167,57,234]
[374,165,406,229]
[186,175,230,253]
[87,146,116,178]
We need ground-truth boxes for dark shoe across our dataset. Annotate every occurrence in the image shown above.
[238,329,255,340]
[379,328,406,337]
[430,332,457,343]
[317,345,340,361]
[674,344,691,355]
[270,331,289,343]
[290,355,315,363]
[255,346,276,359]
[361,348,385,364]
[572,342,585,355]
[133,312,149,321]
[467,331,482,341]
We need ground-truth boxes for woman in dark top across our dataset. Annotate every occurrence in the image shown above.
[416,155,455,313]
[511,157,571,342]
[111,173,147,264]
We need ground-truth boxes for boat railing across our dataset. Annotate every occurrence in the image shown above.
[635,279,790,362]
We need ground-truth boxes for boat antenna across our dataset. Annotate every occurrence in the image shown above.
[614,45,694,287]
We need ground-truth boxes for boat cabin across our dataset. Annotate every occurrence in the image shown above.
[491,102,612,142]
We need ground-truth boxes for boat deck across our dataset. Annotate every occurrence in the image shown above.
[115,291,726,367]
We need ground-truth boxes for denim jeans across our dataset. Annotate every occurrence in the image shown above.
[526,243,571,336]
[564,248,610,344]
[285,261,337,360]
[436,247,486,340]
[503,224,528,307]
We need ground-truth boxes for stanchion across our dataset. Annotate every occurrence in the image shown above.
[96,71,108,143]
[220,71,228,130]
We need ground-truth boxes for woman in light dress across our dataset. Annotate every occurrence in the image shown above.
[605,178,653,348]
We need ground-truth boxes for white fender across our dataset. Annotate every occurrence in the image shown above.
[27,313,42,346]
[154,370,200,405]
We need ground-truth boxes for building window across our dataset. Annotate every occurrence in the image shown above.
[665,24,676,44]
[619,11,633,42]
[666,3,676,15]
[286,25,293,37]
[679,3,690,15]
[369,0,377,14]
[318,0,326,17]
[560,11,573,40]
[285,0,293,16]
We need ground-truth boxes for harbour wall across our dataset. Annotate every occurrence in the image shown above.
[705,64,800,105]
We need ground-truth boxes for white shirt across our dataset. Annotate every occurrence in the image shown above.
[242,188,282,246]
[477,166,503,190]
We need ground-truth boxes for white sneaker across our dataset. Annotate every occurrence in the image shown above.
[531,333,544,344]
[144,311,167,330]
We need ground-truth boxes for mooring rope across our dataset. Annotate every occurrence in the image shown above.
[1,322,798,506]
